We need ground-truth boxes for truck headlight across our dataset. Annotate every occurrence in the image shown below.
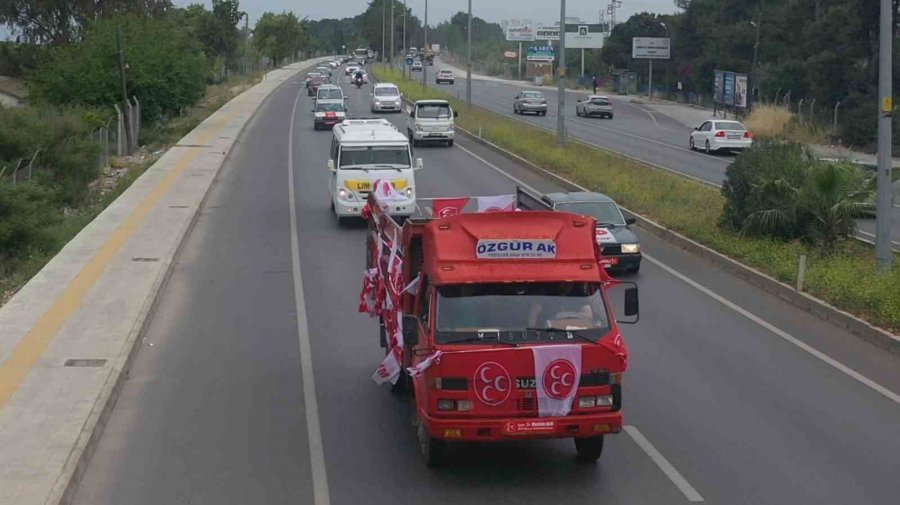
[405,187,414,198]
[415,124,423,131]
[621,243,640,254]
[338,188,355,201]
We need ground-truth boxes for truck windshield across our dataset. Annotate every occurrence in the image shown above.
[435,282,609,344]
[416,104,451,119]
[317,89,343,100]
[554,201,625,226]
[340,146,410,169]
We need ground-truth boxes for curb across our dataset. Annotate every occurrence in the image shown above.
[452,126,900,355]
[44,60,322,505]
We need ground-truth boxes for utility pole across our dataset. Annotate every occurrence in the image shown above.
[875,0,893,270]
[467,0,472,109]
[403,0,407,55]
[750,11,762,112]
[422,0,428,88]
[116,26,132,156]
[390,0,395,64]
[557,0,566,145]
[382,0,386,63]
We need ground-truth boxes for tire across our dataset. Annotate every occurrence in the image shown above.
[608,114,614,119]
[631,263,641,273]
[337,216,350,227]
[574,436,605,463]
[447,139,454,147]
[689,137,695,150]
[541,111,547,116]
[418,417,445,467]
[705,140,711,154]
[514,106,519,115]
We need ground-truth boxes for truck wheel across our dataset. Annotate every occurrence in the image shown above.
[418,418,445,467]
[337,216,350,227]
[447,140,454,147]
[574,436,605,463]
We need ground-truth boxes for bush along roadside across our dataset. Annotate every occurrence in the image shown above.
[0,70,266,306]
[373,64,900,333]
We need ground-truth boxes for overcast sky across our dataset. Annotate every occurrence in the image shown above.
[0,1,679,39]
[175,0,681,26]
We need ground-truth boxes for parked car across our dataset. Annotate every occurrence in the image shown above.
[513,90,548,116]
[689,120,753,153]
[435,69,454,84]
[576,95,614,119]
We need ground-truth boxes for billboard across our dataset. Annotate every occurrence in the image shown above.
[632,37,670,59]
[535,26,560,41]
[527,45,555,62]
[504,19,535,42]
[564,24,605,49]
[713,69,748,108]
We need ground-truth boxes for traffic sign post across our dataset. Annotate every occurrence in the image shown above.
[632,37,670,101]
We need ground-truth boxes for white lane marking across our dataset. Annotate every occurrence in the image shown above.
[456,140,900,407]
[642,252,900,405]
[625,425,705,502]
[288,89,332,505]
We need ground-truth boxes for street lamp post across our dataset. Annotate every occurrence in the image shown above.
[382,0,386,62]
[557,0,566,145]
[875,0,893,269]
[403,0,407,56]
[750,13,762,112]
[390,0,395,64]
[422,0,428,88]
[661,22,669,100]
[467,0,472,109]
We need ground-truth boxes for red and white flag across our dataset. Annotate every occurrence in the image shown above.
[402,274,422,295]
[372,350,402,385]
[532,345,582,417]
[476,194,516,213]
[372,179,406,205]
[432,197,470,218]
[407,351,443,377]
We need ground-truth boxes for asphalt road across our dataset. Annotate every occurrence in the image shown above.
[425,59,900,249]
[72,65,900,505]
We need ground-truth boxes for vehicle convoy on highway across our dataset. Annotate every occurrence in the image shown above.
[517,187,642,273]
[371,83,402,112]
[407,99,458,147]
[327,119,421,225]
[361,190,638,465]
[312,99,346,130]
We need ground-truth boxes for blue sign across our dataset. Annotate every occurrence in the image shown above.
[723,72,735,106]
[526,45,555,62]
[406,57,414,66]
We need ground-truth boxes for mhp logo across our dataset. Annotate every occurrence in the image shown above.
[475,239,557,259]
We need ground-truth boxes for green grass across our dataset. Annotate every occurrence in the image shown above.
[374,64,900,333]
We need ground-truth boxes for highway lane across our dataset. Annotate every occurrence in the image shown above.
[426,59,900,249]
[73,66,900,505]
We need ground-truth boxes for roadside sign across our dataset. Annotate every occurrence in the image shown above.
[504,50,517,59]
[526,45,555,62]
[564,24,606,49]
[713,69,749,108]
[406,57,414,66]
[506,24,535,42]
[632,37,670,59]
[535,26,560,41]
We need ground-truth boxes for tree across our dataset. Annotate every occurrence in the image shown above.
[253,12,305,66]
[0,0,172,44]
[169,0,242,63]
[28,15,209,122]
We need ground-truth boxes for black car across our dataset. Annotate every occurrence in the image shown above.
[516,187,642,273]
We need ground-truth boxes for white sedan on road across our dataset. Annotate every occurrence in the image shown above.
[689,120,753,153]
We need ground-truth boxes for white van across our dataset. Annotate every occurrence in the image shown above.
[407,99,457,147]
[328,119,422,225]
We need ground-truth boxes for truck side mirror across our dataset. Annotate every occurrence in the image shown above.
[402,315,419,346]
[327,159,336,172]
[624,286,639,318]
[454,110,459,118]
[415,158,424,171]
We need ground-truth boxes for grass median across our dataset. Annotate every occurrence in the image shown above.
[374,64,900,333]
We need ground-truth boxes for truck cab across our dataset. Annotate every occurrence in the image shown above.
[517,187,642,273]
[407,100,458,147]
[364,197,637,465]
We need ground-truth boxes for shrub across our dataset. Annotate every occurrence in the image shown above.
[0,184,61,267]
[28,15,210,123]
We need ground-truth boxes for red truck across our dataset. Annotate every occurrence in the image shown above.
[360,187,637,466]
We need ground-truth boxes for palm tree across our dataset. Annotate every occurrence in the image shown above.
[744,162,876,250]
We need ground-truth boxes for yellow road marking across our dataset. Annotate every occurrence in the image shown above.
[0,111,236,410]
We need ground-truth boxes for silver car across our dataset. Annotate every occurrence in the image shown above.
[576,95,614,119]
[371,83,402,113]
[513,91,548,116]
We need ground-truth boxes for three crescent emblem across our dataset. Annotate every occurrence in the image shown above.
[474,362,511,406]
[542,359,576,400]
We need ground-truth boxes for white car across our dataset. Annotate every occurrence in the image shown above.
[371,83,402,113]
[435,69,454,84]
[689,120,753,153]
[411,61,423,72]
[346,65,360,76]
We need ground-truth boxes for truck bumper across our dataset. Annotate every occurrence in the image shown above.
[412,130,454,142]
[334,197,415,218]
[421,410,623,442]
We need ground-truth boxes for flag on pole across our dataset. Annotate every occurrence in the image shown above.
[432,197,470,218]
[475,194,516,213]
[407,351,443,377]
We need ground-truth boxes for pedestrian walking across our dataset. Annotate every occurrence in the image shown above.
[592,75,598,94]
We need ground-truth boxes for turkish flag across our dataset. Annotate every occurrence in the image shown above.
[432,197,470,218]
[476,194,516,213]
